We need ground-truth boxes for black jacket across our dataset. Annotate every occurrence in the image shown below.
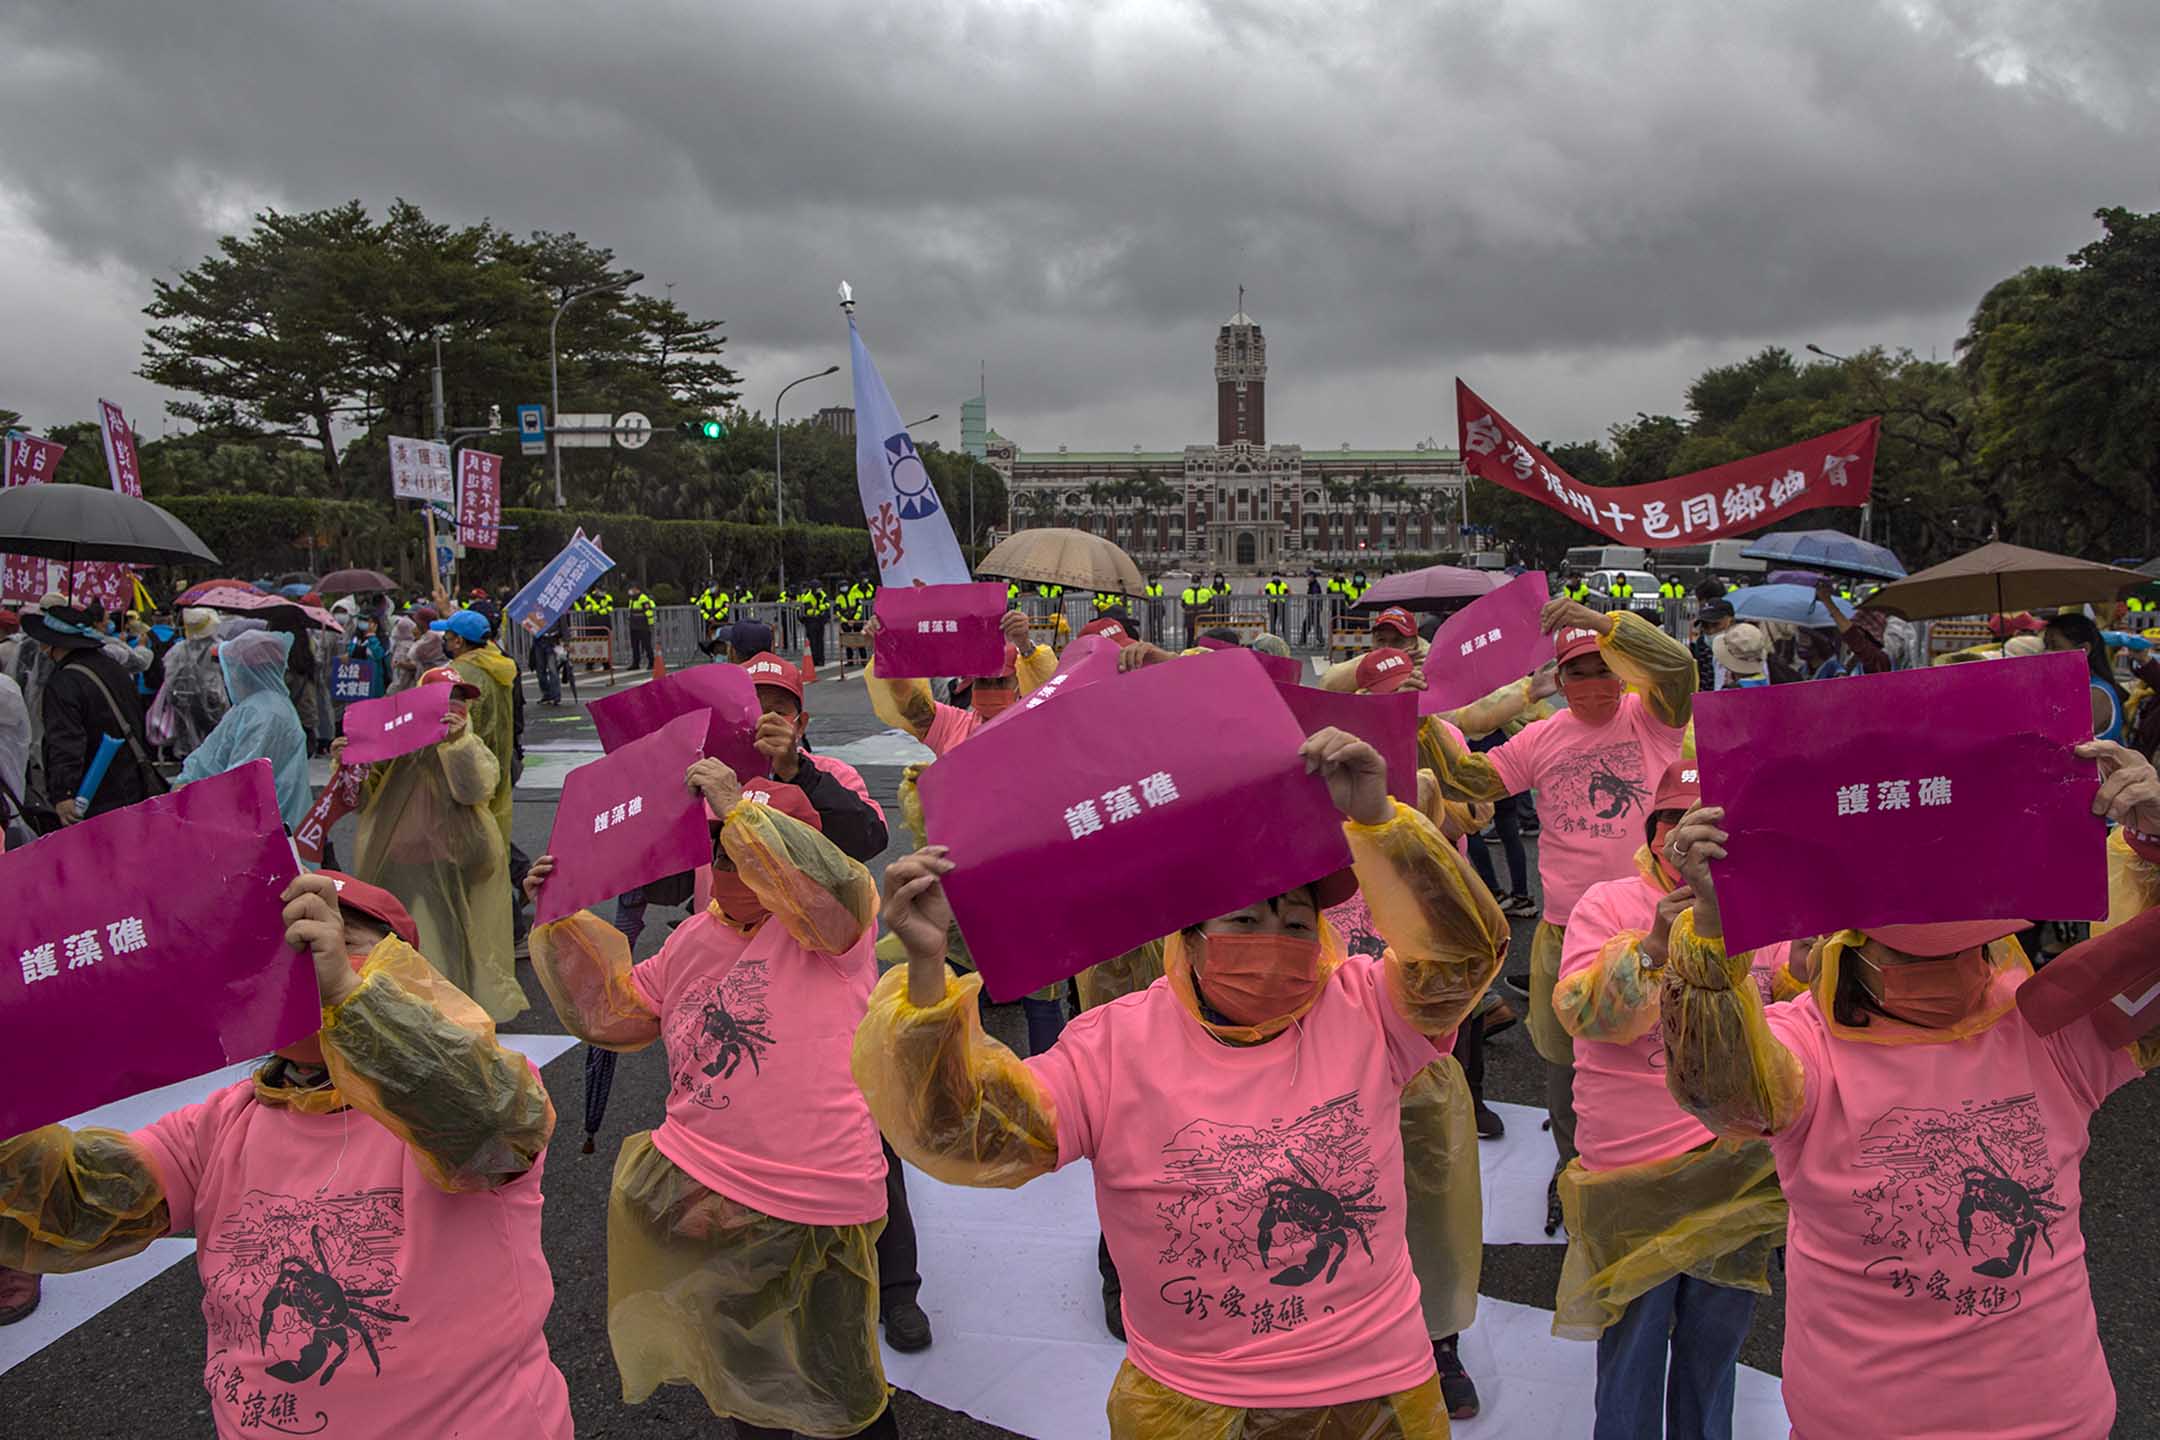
[795,755,888,864]
[42,647,156,815]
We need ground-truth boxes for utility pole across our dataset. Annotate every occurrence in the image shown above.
[425,334,449,606]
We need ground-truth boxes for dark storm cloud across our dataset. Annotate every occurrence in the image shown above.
[1,1,2154,447]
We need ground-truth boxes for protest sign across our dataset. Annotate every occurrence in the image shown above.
[920,647,1351,1000]
[295,762,368,866]
[535,711,714,925]
[1457,380,1878,548]
[505,531,615,636]
[0,760,311,1137]
[1420,570,1551,714]
[848,310,969,586]
[2016,904,2160,1047]
[340,682,459,764]
[1252,650,1303,686]
[1277,685,1419,802]
[871,581,1008,678]
[97,399,142,497]
[588,661,764,780]
[330,658,378,703]
[4,431,65,604]
[457,449,502,550]
[388,435,454,504]
[981,632,1127,732]
[1694,651,2105,954]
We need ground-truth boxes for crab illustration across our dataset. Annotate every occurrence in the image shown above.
[1958,1136,2064,1279]
[697,998,774,1080]
[258,1225,406,1385]
[1256,1152,1382,1287]
[1587,765,1650,820]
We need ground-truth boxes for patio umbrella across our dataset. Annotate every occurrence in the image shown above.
[973,527,1145,595]
[317,567,397,595]
[174,577,264,606]
[1741,529,1908,580]
[1726,583,1854,628]
[1861,542,2145,621]
[187,583,344,633]
[1347,564,1499,614]
[0,482,218,567]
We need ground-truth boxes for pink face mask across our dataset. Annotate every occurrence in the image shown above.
[1196,933,1324,1025]
[1562,674,1625,725]
[1855,945,1995,1028]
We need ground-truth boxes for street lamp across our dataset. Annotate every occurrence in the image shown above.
[774,364,840,591]
[1804,342,1847,362]
[906,412,939,429]
[549,270,644,509]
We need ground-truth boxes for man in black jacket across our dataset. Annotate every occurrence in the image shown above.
[24,605,159,822]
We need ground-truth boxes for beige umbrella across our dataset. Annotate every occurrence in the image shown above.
[973,527,1146,596]
[1861,541,2145,620]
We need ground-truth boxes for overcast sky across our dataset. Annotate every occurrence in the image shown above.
[2,0,2154,459]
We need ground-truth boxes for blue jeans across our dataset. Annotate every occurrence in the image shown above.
[1023,994,1068,1055]
[1594,1274,1755,1440]
[532,637,560,703]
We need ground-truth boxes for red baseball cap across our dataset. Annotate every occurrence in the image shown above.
[1862,919,2025,957]
[1355,647,1417,694]
[1650,760,1702,816]
[1554,625,1604,664]
[1079,616,1136,648]
[1371,606,1418,641]
[740,651,805,702]
[727,777,824,831]
[417,664,481,700]
[316,871,421,947]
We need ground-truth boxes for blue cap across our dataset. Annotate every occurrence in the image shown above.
[429,609,492,643]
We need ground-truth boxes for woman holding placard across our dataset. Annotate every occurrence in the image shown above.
[1655,739,2160,1440]
[856,728,1509,1438]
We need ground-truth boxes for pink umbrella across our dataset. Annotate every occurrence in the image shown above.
[173,577,264,606]
[1349,564,1499,613]
[188,584,344,632]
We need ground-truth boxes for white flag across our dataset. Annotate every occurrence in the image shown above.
[849,313,969,587]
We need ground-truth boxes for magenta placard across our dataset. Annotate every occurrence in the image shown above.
[340,682,458,763]
[1277,685,1419,802]
[0,761,311,1137]
[872,582,1009,679]
[980,632,1125,734]
[1693,651,2106,954]
[536,711,715,925]
[1252,651,1303,686]
[588,662,764,780]
[919,648,1352,1001]
[1420,570,1550,714]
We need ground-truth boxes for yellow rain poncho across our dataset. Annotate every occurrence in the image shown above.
[528,798,889,1437]
[353,715,525,1021]
[0,934,554,1274]
[853,799,1507,1436]
[452,642,518,850]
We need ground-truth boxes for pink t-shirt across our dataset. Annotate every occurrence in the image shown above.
[1763,989,2140,1438]
[1488,693,1683,926]
[804,750,884,822]
[1026,958,1440,1407]
[631,908,886,1225]
[919,699,982,757]
[134,1076,570,1440]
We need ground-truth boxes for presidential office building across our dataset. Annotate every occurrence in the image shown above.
[968,307,1466,573]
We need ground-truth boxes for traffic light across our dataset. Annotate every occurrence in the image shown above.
[682,418,727,440]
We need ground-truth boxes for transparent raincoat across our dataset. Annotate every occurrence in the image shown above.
[175,628,313,832]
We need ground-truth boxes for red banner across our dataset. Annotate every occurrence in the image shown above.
[457,449,501,550]
[1455,379,1879,549]
[4,433,65,604]
[97,399,142,497]
[295,761,368,865]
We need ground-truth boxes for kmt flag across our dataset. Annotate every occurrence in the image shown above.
[97,399,142,497]
[847,303,968,587]
[1456,380,1879,549]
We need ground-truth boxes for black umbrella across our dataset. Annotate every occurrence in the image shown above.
[0,482,219,566]
[581,1045,618,1154]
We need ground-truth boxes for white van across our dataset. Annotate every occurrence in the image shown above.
[1564,545,1648,573]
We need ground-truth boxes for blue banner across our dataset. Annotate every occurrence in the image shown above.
[330,658,378,703]
[507,532,615,637]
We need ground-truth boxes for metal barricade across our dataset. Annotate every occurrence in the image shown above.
[654,605,706,665]
[565,625,617,685]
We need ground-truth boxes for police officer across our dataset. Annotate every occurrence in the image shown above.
[1263,571,1290,637]
[1143,578,1165,644]
[801,583,830,668]
[625,585,657,670]
[1300,571,1324,647]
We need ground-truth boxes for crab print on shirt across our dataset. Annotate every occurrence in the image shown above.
[1852,1093,2059,1318]
[1152,1090,1384,1333]
[198,1188,408,1433]
[664,958,774,1110]
[1543,740,1651,839]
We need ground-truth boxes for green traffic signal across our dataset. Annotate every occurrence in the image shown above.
[701,419,726,439]
[680,418,727,441]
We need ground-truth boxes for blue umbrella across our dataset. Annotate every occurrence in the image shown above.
[1726,583,1854,628]
[1740,529,1906,580]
